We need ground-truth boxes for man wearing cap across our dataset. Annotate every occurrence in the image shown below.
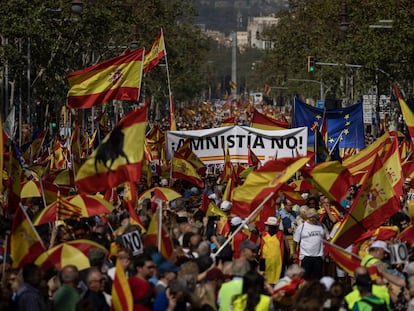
[155,261,180,296]
[292,208,328,280]
[345,266,391,309]
[239,240,258,270]
[259,216,287,285]
[229,216,250,259]
[350,271,391,310]
[361,240,406,288]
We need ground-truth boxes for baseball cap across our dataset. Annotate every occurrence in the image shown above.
[158,260,181,274]
[239,240,257,252]
[370,240,390,253]
[230,216,243,227]
[264,216,278,226]
[220,200,232,212]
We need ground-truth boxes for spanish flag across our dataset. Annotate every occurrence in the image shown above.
[394,84,414,141]
[66,48,145,109]
[144,29,166,74]
[332,155,400,248]
[10,204,45,268]
[111,254,133,311]
[75,106,147,194]
[171,154,204,188]
[232,157,309,218]
[250,109,289,130]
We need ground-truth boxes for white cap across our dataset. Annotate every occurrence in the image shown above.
[264,216,279,226]
[320,276,335,291]
[160,179,169,187]
[231,216,243,226]
[371,240,390,253]
[220,200,232,212]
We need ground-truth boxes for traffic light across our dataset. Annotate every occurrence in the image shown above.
[51,118,57,128]
[307,56,315,72]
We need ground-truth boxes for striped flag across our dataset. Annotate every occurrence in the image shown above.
[332,155,400,248]
[67,48,145,109]
[250,109,289,130]
[143,29,166,74]
[111,254,133,311]
[323,241,361,275]
[76,106,148,194]
[232,157,309,218]
[221,116,236,127]
[171,155,204,188]
[302,161,353,211]
[394,84,414,141]
[10,204,46,268]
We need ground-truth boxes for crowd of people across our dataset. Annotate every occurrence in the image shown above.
[0,171,413,311]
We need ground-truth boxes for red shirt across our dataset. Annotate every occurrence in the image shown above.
[128,276,155,311]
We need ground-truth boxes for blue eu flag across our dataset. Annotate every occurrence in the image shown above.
[293,98,365,149]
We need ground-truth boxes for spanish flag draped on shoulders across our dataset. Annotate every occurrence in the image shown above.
[259,217,285,285]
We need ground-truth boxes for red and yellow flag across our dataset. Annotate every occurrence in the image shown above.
[143,211,173,260]
[302,161,353,211]
[111,253,133,311]
[144,30,166,74]
[250,109,289,130]
[323,241,361,276]
[332,155,400,248]
[394,84,414,141]
[219,146,236,184]
[247,145,261,167]
[221,116,235,127]
[10,205,45,268]
[66,48,145,109]
[75,106,147,194]
[175,138,206,176]
[171,155,204,188]
[232,157,309,218]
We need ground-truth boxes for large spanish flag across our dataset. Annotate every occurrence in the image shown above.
[66,48,145,109]
[302,160,353,211]
[394,84,414,141]
[143,29,166,74]
[232,157,309,218]
[250,109,289,130]
[332,155,400,248]
[75,106,147,194]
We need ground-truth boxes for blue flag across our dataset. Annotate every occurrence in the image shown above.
[293,98,365,149]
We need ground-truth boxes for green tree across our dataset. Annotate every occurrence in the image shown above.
[0,0,210,124]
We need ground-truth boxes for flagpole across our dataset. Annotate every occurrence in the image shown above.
[19,202,46,249]
[2,233,8,282]
[212,191,275,259]
[329,129,345,156]
[161,28,176,131]
[156,199,163,253]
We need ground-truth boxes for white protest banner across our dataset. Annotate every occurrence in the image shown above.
[166,126,307,164]
[121,230,144,256]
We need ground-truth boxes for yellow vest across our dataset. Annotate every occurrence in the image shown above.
[232,294,271,311]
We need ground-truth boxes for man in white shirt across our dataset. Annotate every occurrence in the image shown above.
[292,208,327,280]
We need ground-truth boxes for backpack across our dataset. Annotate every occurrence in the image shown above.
[360,297,388,311]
